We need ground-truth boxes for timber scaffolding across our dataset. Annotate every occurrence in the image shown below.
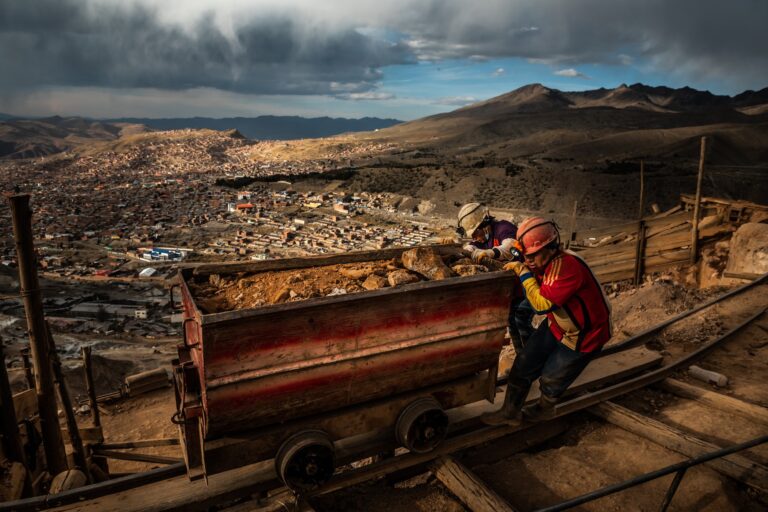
[568,195,768,284]
[1,273,765,512]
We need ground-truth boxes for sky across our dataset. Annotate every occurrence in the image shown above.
[1,0,767,121]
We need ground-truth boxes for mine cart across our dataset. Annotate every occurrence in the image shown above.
[172,246,515,490]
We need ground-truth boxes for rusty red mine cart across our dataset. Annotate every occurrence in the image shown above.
[172,247,515,490]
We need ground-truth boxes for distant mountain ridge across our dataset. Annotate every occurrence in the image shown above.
[0,114,403,159]
[105,115,402,140]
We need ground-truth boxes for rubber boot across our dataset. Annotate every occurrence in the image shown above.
[522,393,558,422]
[481,378,530,426]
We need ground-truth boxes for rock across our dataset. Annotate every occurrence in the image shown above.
[362,274,388,290]
[725,222,768,276]
[339,267,373,280]
[209,274,224,287]
[271,287,291,303]
[50,469,88,494]
[77,404,91,415]
[387,269,421,287]
[289,290,298,299]
[327,287,348,296]
[452,264,488,276]
[401,247,453,280]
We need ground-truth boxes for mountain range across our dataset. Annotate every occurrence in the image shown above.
[0,115,402,159]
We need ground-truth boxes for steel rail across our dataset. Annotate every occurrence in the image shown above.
[554,306,766,416]
[598,272,767,357]
[534,434,768,512]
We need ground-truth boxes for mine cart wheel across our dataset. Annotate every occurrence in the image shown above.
[276,430,336,491]
[396,396,449,453]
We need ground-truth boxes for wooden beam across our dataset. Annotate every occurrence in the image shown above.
[92,449,182,465]
[13,389,38,420]
[99,439,180,450]
[81,347,100,428]
[1,343,27,466]
[8,194,68,475]
[658,379,768,427]
[590,401,768,493]
[691,136,707,263]
[431,456,517,512]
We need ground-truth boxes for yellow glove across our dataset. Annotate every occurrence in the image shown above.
[503,261,525,275]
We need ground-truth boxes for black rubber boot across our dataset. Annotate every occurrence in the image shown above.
[481,378,531,426]
[522,393,558,422]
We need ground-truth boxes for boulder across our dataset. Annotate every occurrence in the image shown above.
[452,264,489,277]
[725,223,768,276]
[387,269,421,287]
[401,247,454,280]
[362,274,389,290]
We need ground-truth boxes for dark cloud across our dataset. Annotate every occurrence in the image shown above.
[398,0,768,89]
[0,0,412,95]
[0,0,766,98]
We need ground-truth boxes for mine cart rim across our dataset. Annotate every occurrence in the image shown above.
[180,267,515,326]
[396,396,449,454]
[275,429,336,491]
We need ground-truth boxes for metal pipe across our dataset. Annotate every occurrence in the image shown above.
[535,434,768,512]
[7,193,68,475]
[659,468,687,512]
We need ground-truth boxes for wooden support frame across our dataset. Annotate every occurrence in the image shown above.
[431,456,517,512]
[590,401,768,493]
[92,449,182,466]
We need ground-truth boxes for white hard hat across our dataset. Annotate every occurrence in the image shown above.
[457,203,490,237]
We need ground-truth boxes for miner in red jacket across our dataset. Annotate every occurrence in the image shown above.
[483,217,612,424]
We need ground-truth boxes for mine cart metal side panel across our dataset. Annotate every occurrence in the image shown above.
[178,251,515,439]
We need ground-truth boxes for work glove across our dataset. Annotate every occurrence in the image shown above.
[472,248,495,263]
[503,261,525,275]
[462,243,477,255]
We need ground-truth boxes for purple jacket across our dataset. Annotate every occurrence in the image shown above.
[471,220,517,250]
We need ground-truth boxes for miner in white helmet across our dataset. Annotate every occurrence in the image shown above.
[455,203,534,351]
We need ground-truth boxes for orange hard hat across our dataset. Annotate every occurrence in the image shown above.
[517,217,559,255]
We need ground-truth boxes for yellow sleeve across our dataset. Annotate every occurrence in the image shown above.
[519,272,557,314]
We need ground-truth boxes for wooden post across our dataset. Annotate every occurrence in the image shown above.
[0,340,27,465]
[81,346,101,428]
[690,137,707,263]
[638,160,645,219]
[21,347,35,390]
[47,323,89,479]
[633,220,646,286]
[565,200,578,249]
[8,193,68,475]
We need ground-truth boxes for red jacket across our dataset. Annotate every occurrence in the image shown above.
[519,251,612,353]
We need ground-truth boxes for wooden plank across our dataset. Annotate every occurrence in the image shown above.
[99,439,180,450]
[658,379,768,427]
[5,462,27,501]
[92,449,182,465]
[12,389,37,420]
[590,401,768,493]
[449,347,662,427]
[431,456,517,512]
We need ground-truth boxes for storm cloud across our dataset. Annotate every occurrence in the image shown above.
[1,0,766,98]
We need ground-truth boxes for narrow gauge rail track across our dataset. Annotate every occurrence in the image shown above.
[3,273,766,512]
